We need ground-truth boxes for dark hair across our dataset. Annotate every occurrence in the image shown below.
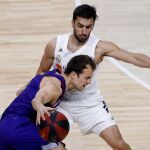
[64,55,96,75]
[73,4,98,21]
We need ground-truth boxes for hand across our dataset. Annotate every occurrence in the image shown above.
[36,104,55,125]
[32,100,55,124]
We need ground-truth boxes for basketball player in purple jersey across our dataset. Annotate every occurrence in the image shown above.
[0,55,96,150]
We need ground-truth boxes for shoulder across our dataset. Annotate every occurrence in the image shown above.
[46,38,57,50]
[42,76,62,96]
[46,33,70,50]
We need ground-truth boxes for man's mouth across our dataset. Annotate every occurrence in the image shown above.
[80,35,87,38]
[83,84,86,88]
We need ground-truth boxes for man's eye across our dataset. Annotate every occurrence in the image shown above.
[78,25,83,28]
[85,77,91,79]
[86,26,92,29]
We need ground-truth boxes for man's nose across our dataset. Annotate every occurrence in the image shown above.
[82,27,87,34]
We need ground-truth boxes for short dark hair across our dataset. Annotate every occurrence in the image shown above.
[64,55,96,75]
[73,4,98,21]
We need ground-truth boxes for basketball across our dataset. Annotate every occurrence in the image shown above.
[38,111,70,142]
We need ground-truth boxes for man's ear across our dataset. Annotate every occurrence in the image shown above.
[70,71,77,79]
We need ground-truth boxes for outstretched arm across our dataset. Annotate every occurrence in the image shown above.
[97,41,150,68]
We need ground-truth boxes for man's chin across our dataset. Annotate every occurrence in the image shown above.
[78,87,84,91]
[78,38,88,43]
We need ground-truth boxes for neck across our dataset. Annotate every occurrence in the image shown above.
[67,34,87,53]
[71,34,88,46]
[62,73,74,91]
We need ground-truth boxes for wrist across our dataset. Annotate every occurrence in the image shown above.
[32,99,42,111]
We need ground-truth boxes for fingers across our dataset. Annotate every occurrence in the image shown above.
[36,106,56,125]
[41,112,46,121]
[45,110,50,117]
[36,112,41,125]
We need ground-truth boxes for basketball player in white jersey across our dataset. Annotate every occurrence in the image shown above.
[17,4,150,150]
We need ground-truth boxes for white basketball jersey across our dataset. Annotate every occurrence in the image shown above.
[52,33,104,105]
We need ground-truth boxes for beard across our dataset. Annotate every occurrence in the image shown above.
[73,30,90,43]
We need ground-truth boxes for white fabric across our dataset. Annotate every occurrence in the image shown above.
[42,142,58,150]
[57,100,116,135]
[52,33,101,99]
[53,33,116,135]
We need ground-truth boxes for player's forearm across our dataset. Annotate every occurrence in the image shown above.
[32,91,49,111]
[32,100,41,111]
[36,67,43,75]
[134,53,150,68]
[36,63,52,75]
[32,96,44,111]
[32,91,55,124]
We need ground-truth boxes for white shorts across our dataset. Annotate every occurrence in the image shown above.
[56,99,116,136]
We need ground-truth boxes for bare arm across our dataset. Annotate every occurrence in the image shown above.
[36,38,57,74]
[32,78,62,124]
[96,41,150,68]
